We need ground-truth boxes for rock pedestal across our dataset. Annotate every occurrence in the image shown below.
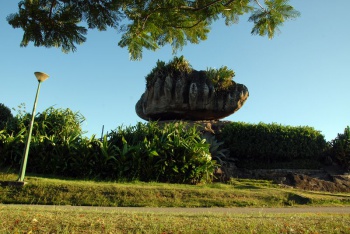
[136,70,249,121]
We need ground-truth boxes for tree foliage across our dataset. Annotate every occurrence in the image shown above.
[0,103,13,130]
[7,0,299,60]
[330,126,350,171]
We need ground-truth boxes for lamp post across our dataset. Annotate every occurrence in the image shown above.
[18,72,49,182]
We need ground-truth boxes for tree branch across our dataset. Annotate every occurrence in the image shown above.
[224,0,235,7]
[168,19,205,29]
[48,0,57,19]
[141,0,231,29]
[254,0,265,10]
[179,0,222,12]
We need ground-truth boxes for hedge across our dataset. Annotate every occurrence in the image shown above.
[220,122,327,169]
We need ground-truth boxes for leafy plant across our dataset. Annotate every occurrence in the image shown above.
[249,0,301,39]
[201,133,229,165]
[108,121,216,184]
[168,56,192,74]
[205,66,235,92]
[33,107,85,138]
[145,56,236,94]
[0,129,25,168]
[145,56,192,88]
[0,105,89,176]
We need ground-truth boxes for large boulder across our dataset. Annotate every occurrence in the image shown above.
[136,57,249,121]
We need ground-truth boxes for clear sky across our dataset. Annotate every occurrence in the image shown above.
[1,1,349,141]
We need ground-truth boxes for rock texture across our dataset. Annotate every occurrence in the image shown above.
[136,70,249,121]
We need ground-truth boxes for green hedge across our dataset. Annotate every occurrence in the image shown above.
[220,122,327,169]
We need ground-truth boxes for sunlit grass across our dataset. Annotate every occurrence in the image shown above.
[1,206,349,233]
[1,171,350,208]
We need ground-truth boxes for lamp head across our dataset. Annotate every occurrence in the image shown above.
[34,72,49,82]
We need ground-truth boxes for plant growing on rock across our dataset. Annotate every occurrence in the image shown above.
[145,56,236,91]
[138,55,249,121]
[145,56,192,88]
[205,66,235,92]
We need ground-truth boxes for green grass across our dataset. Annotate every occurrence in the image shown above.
[1,206,349,233]
[1,171,350,233]
[1,171,350,208]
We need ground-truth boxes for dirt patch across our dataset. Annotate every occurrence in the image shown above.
[285,173,350,193]
[235,166,350,193]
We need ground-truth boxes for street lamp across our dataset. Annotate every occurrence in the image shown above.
[17,72,49,182]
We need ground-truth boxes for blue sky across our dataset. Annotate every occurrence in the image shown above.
[1,1,349,141]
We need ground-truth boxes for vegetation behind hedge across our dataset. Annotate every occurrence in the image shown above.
[220,122,328,169]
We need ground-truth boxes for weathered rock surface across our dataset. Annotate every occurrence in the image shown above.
[136,70,249,121]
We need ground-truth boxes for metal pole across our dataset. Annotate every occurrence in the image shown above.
[18,80,42,182]
[100,125,104,141]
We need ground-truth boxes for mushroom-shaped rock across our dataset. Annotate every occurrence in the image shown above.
[135,57,249,121]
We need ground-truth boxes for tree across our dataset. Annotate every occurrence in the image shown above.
[0,103,13,130]
[6,0,299,60]
[330,126,350,171]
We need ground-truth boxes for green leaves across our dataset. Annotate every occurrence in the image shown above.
[249,0,300,39]
[205,66,235,91]
[1,116,215,183]
[7,0,299,60]
[108,121,215,184]
[7,0,87,53]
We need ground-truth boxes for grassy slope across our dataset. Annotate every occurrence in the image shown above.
[1,172,350,207]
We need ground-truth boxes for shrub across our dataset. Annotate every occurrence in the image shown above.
[220,122,327,169]
[33,107,85,138]
[0,129,25,168]
[108,122,215,184]
[0,106,86,172]
[205,66,235,92]
[330,126,350,171]
[145,56,192,88]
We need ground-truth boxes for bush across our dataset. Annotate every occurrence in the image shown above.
[0,106,86,171]
[108,122,215,184]
[330,126,350,171]
[220,122,327,169]
[33,107,85,138]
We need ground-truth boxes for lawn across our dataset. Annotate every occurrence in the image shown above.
[1,205,349,233]
[1,171,350,207]
[1,171,350,233]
